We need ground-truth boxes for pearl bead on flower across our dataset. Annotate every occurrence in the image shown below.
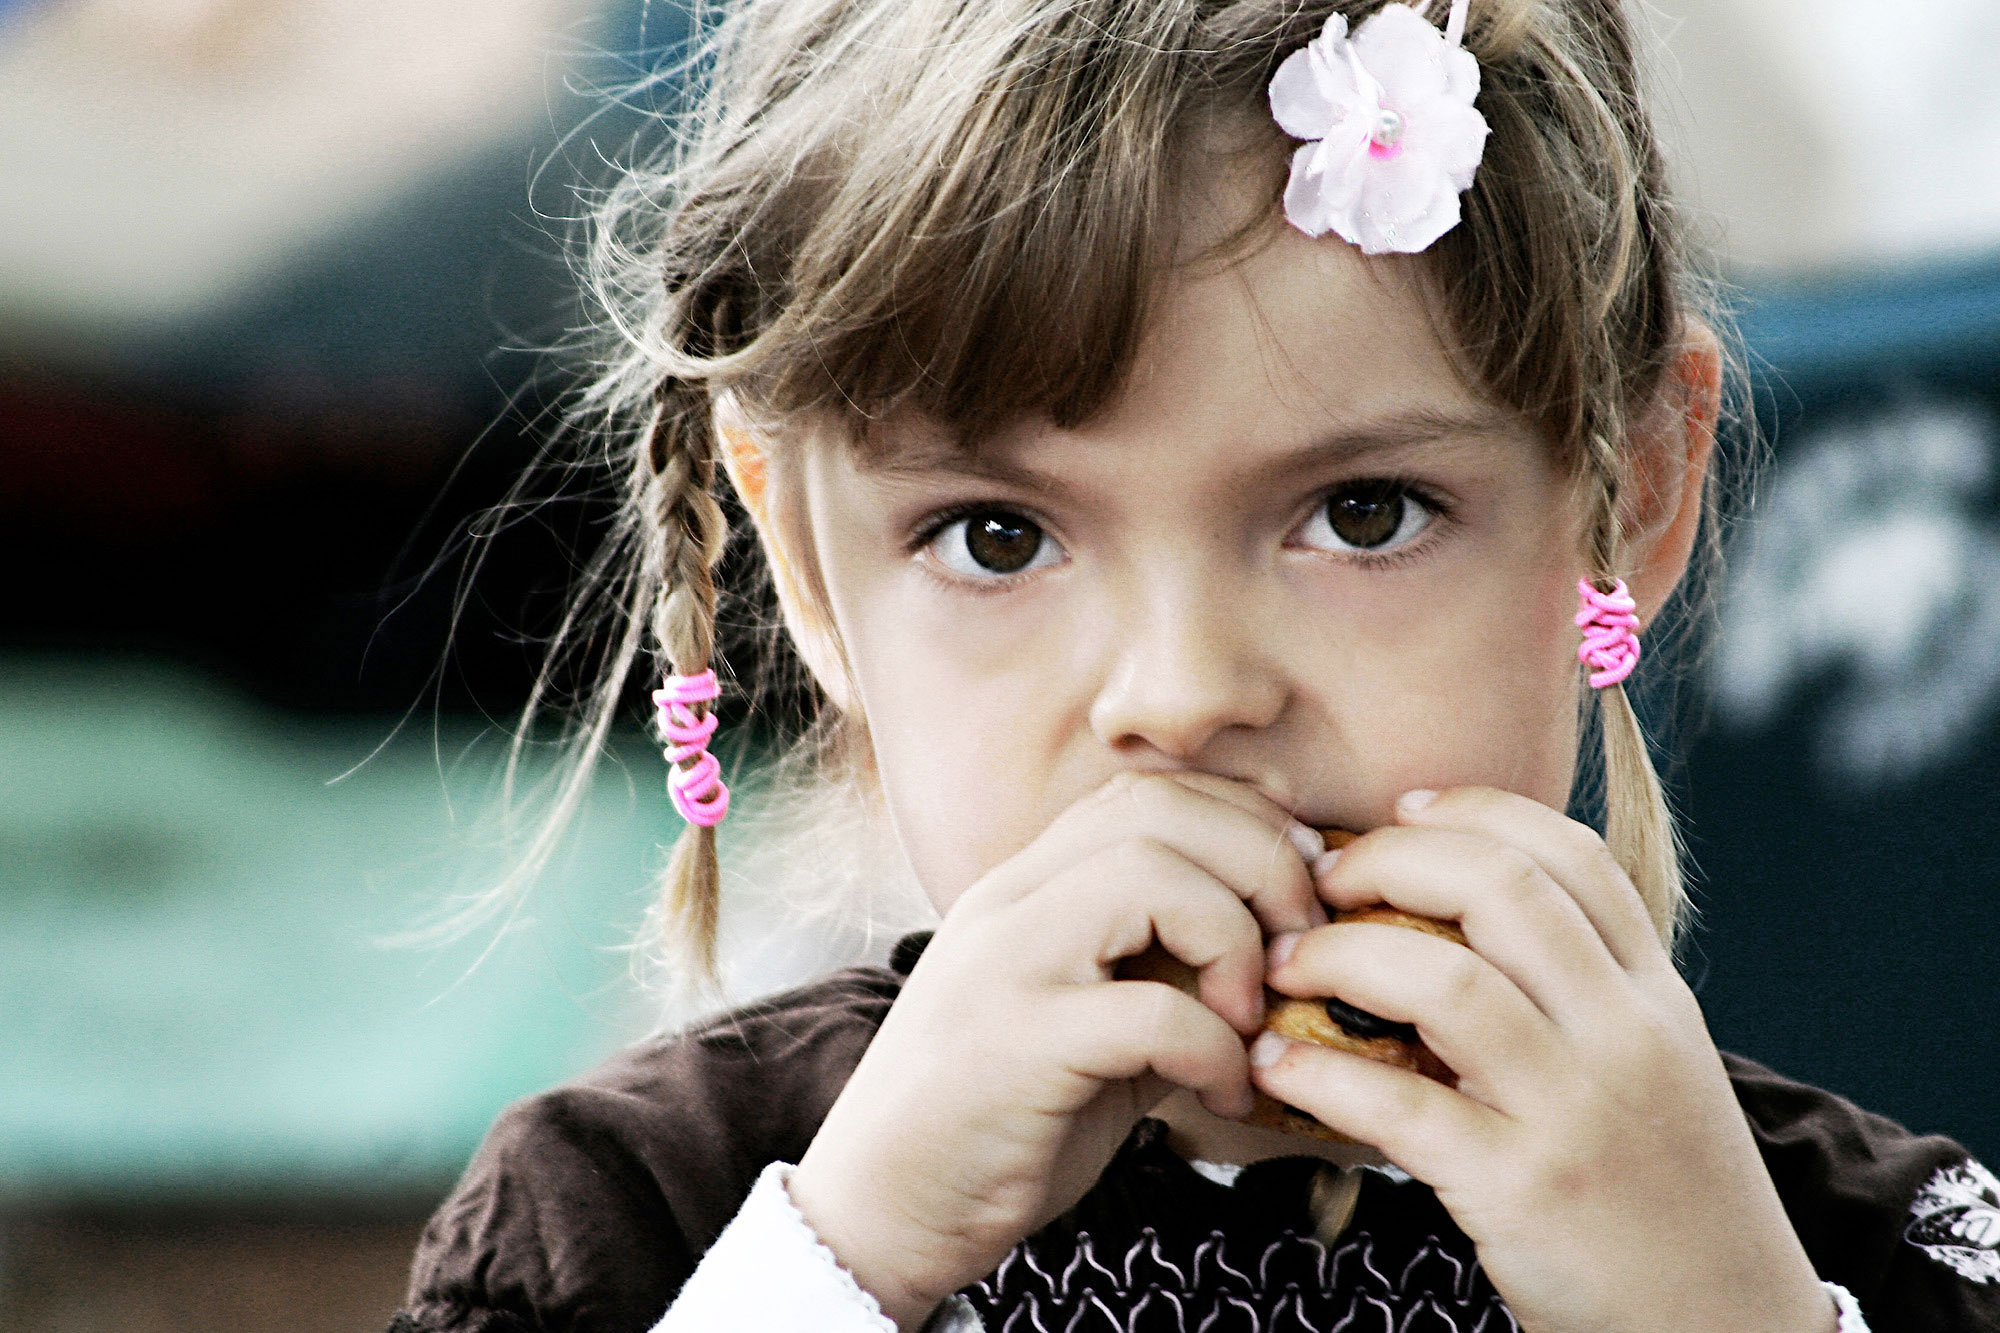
[1371,108,1406,148]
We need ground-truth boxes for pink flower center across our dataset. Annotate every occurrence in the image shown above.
[1368,107,1406,160]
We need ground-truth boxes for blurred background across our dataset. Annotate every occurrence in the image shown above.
[2,1,1997,1328]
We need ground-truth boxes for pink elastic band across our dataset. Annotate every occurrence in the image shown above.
[653,669,731,828]
[1575,579,1641,689]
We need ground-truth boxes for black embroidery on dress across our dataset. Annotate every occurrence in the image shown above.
[965,1226,1516,1332]
[959,1119,1517,1333]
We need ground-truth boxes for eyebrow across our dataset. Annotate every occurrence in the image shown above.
[859,406,1517,493]
[859,439,1069,495]
[1240,406,1519,488]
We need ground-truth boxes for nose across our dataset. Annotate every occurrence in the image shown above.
[1087,577,1290,764]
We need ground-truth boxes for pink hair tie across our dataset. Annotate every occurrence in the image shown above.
[1575,579,1641,689]
[653,669,730,828]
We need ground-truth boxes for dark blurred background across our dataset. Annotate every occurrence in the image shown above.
[2,1,1997,1328]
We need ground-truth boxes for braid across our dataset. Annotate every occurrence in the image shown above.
[642,397,732,985]
[1580,438,1687,945]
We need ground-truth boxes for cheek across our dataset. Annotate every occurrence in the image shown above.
[839,587,1079,916]
[866,716,1003,915]
[798,452,1099,917]
[1312,552,1583,818]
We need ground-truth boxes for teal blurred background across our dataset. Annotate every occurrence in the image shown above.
[2,2,1997,1328]
[1,3,700,1325]
[0,659,656,1200]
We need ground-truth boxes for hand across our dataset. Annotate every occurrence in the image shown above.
[788,772,1325,1330]
[1251,786,1836,1333]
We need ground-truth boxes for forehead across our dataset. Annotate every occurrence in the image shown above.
[857,179,1525,479]
[1126,199,1490,445]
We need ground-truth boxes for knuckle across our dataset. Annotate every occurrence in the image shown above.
[1219,910,1264,957]
[1493,852,1548,912]
[1180,903,1263,973]
[1137,980,1191,1045]
[1586,1003,1674,1081]
[1576,824,1624,876]
[1582,838,1631,889]
[1627,1000,1688,1064]
[1558,809,1619,862]
[1436,952,1487,1013]
[1104,836,1176,883]
[1526,1140,1600,1208]
[1377,1067,1433,1128]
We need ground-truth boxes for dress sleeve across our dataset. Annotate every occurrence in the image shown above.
[388,1088,702,1332]
[1726,1054,2000,1330]
[650,1161,985,1333]
[387,967,911,1333]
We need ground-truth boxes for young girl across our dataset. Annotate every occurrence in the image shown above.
[390,1,2000,1330]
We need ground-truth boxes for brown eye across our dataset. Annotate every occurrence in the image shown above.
[1297,481,1433,555]
[929,509,1060,579]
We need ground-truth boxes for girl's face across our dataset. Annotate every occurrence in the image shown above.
[788,201,1596,917]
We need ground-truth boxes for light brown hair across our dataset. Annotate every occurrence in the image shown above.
[519,0,1730,994]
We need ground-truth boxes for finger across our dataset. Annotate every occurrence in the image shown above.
[1103,772,1325,934]
[1394,787,1664,972]
[1162,771,1330,862]
[1018,838,1267,1034]
[998,772,1323,937]
[1247,1033,1503,1183]
[1166,771,1333,928]
[1055,980,1258,1121]
[1269,919,1564,1113]
[1313,824,1628,1029]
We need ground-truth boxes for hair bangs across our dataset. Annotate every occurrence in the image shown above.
[722,0,1232,451]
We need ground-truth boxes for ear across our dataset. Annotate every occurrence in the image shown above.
[1621,323,1722,627]
[711,395,857,714]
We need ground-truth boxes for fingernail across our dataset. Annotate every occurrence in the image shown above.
[1399,789,1438,814]
[1267,931,1302,970]
[1286,821,1325,862]
[1250,1031,1292,1069]
[1311,847,1343,880]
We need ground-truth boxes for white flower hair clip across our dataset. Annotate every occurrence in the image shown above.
[1268,0,1489,255]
